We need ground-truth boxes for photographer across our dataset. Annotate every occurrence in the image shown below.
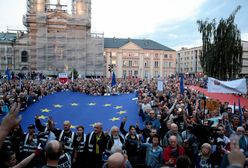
[163,135,185,167]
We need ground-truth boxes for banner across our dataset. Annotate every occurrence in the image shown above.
[157,79,163,91]
[59,73,68,84]
[179,75,184,95]
[5,67,11,80]
[14,92,142,134]
[111,72,116,87]
[207,77,247,94]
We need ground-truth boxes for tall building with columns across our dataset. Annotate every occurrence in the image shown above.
[104,38,176,78]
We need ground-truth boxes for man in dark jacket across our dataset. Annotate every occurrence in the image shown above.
[86,122,108,168]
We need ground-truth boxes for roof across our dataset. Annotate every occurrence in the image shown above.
[104,37,175,51]
[0,32,16,43]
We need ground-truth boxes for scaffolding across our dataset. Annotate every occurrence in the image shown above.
[23,0,104,76]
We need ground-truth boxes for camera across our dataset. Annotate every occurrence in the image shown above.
[170,149,179,158]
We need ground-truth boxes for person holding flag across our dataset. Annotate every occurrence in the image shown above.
[5,66,11,81]
[111,71,116,87]
[179,74,184,95]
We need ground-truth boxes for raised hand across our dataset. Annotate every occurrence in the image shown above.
[122,117,127,122]
[1,102,22,133]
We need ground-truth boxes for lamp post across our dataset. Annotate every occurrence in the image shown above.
[108,52,113,77]
[11,40,16,72]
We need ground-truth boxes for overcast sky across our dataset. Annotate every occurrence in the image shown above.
[0,0,247,50]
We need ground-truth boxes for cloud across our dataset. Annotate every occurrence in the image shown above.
[174,39,202,51]
[91,0,207,38]
[242,32,248,41]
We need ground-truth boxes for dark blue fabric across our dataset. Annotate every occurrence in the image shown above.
[239,98,243,126]
[111,72,116,87]
[3,91,141,133]
[180,75,184,95]
[5,67,11,80]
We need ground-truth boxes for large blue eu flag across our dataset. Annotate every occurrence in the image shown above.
[18,91,141,133]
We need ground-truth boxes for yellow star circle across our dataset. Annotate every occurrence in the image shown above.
[41,108,51,113]
[109,117,120,121]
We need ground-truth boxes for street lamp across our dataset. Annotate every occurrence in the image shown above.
[11,39,16,72]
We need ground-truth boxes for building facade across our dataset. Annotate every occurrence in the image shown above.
[0,0,176,78]
[176,41,248,77]
[176,46,203,76]
[104,38,176,78]
[0,0,104,77]
[241,41,248,76]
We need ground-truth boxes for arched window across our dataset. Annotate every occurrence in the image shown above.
[21,67,28,71]
[21,51,28,62]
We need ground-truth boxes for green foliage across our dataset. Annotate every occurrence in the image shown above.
[197,6,243,80]
[71,68,79,79]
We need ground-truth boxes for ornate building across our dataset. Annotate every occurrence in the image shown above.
[0,0,104,77]
[1,0,177,78]
[104,38,176,78]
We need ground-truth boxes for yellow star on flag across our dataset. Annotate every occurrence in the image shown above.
[71,103,79,106]
[41,108,51,113]
[114,106,123,109]
[38,115,47,119]
[88,103,96,106]
[54,104,63,108]
[90,123,97,127]
[109,117,120,121]
[117,110,127,115]
[70,125,77,129]
[104,104,112,107]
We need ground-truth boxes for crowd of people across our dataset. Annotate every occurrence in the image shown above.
[0,73,248,168]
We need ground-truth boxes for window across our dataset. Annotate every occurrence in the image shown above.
[123,60,128,66]
[7,57,12,64]
[123,70,127,77]
[155,71,159,77]
[111,59,116,65]
[164,54,168,58]
[7,47,12,53]
[144,61,149,67]
[128,70,132,76]
[134,70,138,76]
[154,61,159,67]
[155,53,158,57]
[169,54,172,58]
[128,60,132,67]
[169,62,172,68]
[21,51,28,62]
[133,61,138,66]
[164,62,168,67]
[144,70,148,78]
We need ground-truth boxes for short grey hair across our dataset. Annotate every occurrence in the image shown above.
[94,122,103,128]
[110,144,123,154]
[110,125,119,133]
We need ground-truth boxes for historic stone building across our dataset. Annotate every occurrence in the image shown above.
[0,0,177,78]
[104,38,176,78]
[0,0,104,77]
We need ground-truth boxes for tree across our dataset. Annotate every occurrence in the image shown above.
[71,68,79,79]
[197,6,243,80]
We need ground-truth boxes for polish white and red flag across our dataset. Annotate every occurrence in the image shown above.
[59,73,68,85]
